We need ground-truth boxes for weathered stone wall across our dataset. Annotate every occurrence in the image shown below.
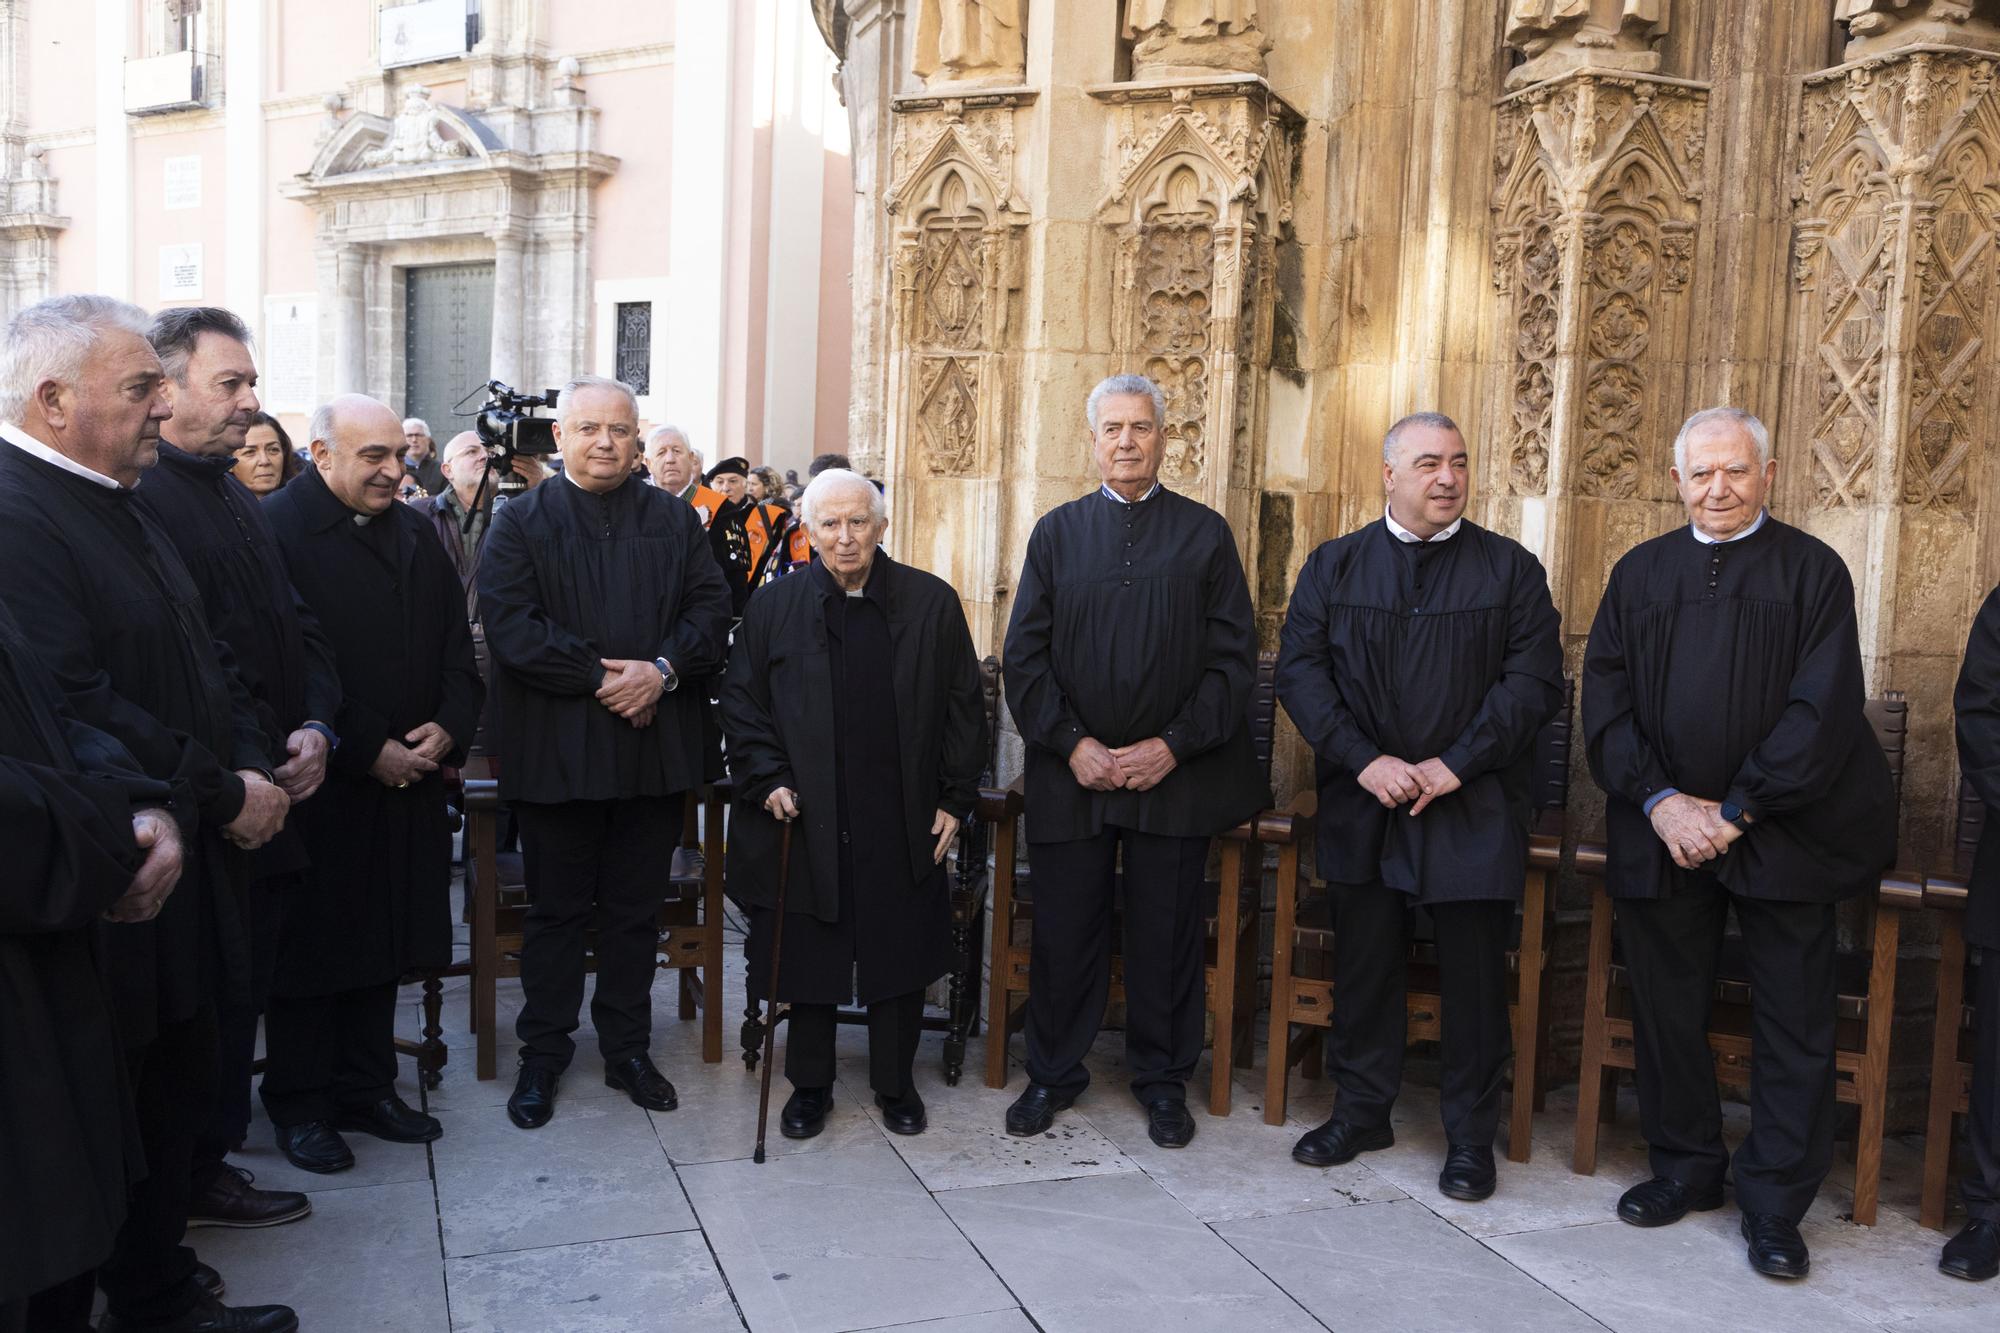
[833,0,2000,1130]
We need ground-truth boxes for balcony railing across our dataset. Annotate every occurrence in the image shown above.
[124,49,220,116]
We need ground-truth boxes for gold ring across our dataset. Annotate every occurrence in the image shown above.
[396,781,409,788]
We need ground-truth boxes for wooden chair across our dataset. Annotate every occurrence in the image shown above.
[1571,693,1923,1226]
[1262,677,1574,1164]
[1920,778,1984,1230]
[460,776,728,1080]
[985,651,1281,1115]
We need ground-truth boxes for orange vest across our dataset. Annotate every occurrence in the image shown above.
[681,483,726,528]
[746,503,811,581]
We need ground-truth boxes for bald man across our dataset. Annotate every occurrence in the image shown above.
[259,395,482,1173]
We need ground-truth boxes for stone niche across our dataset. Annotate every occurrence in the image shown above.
[282,70,617,409]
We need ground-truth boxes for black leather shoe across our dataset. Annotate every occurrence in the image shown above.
[1615,1175,1724,1227]
[1741,1212,1810,1278]
[507,1065,559,1129]
[876,1090,928,1136]
[273,1120,353,1175]
[188,1163,311,1229]
[1940,1218,2000,1281]
[1292,1118,1393,1167]
[1145,1097,1196,1149]
[195,1260,225,1298]
[333,1095,442,1144]
[1438,1143,1497,1201]
[1004,1083,1075,1136]
[605,1055,678,1112]
[99,1293,299,1332]
[781,1086,834,1139]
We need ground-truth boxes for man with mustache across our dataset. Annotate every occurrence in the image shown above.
[1275,412,1563,1201]
[134,306,336,1234]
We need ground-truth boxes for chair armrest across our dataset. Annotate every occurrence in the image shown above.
[1924,873,1971,912]
[1573,839,1608,877]
[976,785,1023,821]
[462,777,499,814]
[1877,869,1925,912]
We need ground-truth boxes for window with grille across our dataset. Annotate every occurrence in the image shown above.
[615,302,652,395]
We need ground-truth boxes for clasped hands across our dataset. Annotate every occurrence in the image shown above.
[763,786,965,866]
[368,722,455,790]
[597,657,663,730]
[1648,793,1746,870]
[1357,754,1461,816]
[1068,736,1177,793]
[103,807,184,923]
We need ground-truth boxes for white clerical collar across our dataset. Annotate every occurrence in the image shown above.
[1100,481,1161,505]
[1,419,123,490]
[1689,509,1767,544]
[1385,504,1461,544]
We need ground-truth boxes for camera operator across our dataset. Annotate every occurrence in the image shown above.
[411,430,549,625]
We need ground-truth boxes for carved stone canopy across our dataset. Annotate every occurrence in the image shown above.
[1505,0,1670,90]
[1837,0,2000,59]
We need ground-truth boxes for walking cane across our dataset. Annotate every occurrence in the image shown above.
[752,817,794,1164]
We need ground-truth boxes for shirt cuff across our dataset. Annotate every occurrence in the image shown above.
[1641,787,1679,816]
[303,720,340,750]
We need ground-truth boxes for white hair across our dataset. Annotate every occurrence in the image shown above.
[309,402,337,447]
[645,423,690,450]
[401,417,429,435]
[798,467,886,528]
[1086,373,1167,432]
[1673,406,1771,472]
[558,375,638,427]
[0,294,153,422]
[1383,411,1462,463]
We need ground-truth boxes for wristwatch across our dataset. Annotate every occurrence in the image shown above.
[654,657,679,694]
[1718,801,1753,832]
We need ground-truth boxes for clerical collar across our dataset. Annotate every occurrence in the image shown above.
[1384,504,1461,544]
[0,419,123,490]
[1689,508,1767,545]
[1099,481,1161,505]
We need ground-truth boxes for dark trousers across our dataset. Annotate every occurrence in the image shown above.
[1024,827,1208,1104]
[260,981,399,1126]
[0,1272,94,1333]
[514,796,676,1073]
[98,1006,217,1323]
[194,874,287,1175]
[1964,946,2000,1222]
[1326,882,1514,1146]
[785,990,924,1099]
[1615,876,1837,1222]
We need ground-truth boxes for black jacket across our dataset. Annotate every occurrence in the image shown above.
[720,554,986,923]
[1954,584,2000,949]
[479,474,732,804]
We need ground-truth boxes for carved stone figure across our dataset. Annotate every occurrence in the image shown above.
[1505,0,1669,89]
[912,0,1025,88]
[1837,0,2000,58]
[359,86,471,169]
[1124,0,1271,78]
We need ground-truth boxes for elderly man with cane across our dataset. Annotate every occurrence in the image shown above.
[721,468,987,1142]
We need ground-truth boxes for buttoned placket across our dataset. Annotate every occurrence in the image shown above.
[1706,545,1722,598]
[1122,508,1135,587]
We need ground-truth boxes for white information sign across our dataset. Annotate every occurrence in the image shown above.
[261,296,320,415]
[159,244,203,300]
[164,155,201,210]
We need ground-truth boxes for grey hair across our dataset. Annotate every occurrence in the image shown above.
[0,294,153,422]
[558,374,638,426]
[308,402,337,447]
[798,467,886,528]
[401,416,429,435]
[149,306,253,385]
[1673,406,1771,471]
[1383,411,1462,463]
[1086,374,1167,432]
[645,422,690,450]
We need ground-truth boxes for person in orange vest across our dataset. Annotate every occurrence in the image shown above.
[644,425,724,527]
[746,465,811,591]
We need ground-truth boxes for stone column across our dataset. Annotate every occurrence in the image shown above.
[489,233,526,390]
[333,244,368,394]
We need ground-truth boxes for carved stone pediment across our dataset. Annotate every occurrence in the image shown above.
[304,87,500,181]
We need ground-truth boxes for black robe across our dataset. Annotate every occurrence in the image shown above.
[1276,519,1564,902]
[0,439,269,1044]
[1953,584,2000,950]
[1003,486,1269,843]
[0,599,158,1302]
[262,468,483,996]
[478,474,732,804]
[135,441,342,880]
[721,555,986,1001]
[1583,517,1896,902]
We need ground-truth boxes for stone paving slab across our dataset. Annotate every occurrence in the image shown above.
[446,1231,742,1333]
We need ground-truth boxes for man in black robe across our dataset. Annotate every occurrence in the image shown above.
[1946,584,2000,1281]
[0,294,296,1333]
[1001,373,1269,1149]
[1276,412,1562,1200]
[480,375,731,1129]
[720,469,986,1138]
[260,395,483,1173]
[0,595,176,1333]
[1583,406,1895,1280]
[136,306,334,1231]
[706,455,758,615]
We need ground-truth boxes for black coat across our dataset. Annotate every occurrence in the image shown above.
[1276,520,1564,902]
[479,474,732,804]
[1583,518,1896,903]
[1003,486,1269,843]
[1953,583,2000,949]
[0,438,268,1042]
[721,554,986,933]
[135,442,342,879]
[0,599,156,1302]
[262,469,483,995]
